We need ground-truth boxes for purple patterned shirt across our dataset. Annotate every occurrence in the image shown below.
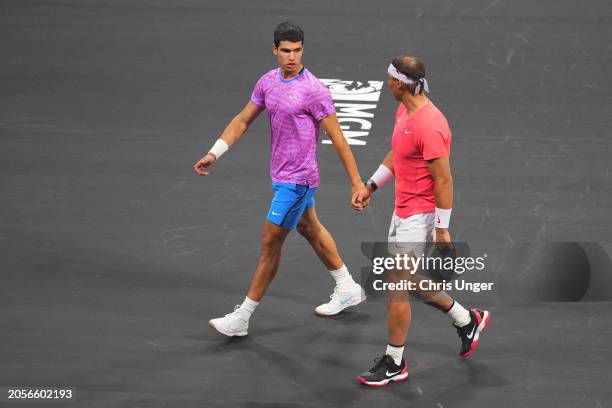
[250,67,335,187]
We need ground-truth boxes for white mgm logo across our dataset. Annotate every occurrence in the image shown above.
[320,79,383,146]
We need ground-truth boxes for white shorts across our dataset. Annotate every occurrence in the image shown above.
[387,211,435,256]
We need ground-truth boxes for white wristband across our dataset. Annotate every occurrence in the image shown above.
[435,207,452,228]
[370,164,394,189]
[208,139,229,160]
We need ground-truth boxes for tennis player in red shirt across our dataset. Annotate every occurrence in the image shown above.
[352,56,491,386]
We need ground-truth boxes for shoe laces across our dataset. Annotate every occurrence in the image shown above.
[455,321,472,338]
[329,284,356,302]
[225,305,241,317]
[369,356,388,373]
[329,285,340,300]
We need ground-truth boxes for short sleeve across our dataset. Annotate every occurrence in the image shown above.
[306,84,335,121]
[421,125,451,160]
[250,76,266,108]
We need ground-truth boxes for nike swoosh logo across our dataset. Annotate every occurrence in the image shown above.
[404,130,412,134]
[466,325,477,339]
[386,369,402,376]
[271,211,281,216]
[339,297,354,305]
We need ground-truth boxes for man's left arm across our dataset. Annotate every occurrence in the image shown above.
[320,113,364,195]
[426,156,453,243]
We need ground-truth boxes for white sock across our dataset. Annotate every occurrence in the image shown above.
[386,344,404,366]
[238,296,259,319]
[446,300,471,327]
[329,264,355,291]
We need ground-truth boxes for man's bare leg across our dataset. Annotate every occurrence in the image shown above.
[209,220,290,336]
[387,300,411,346]
[246,220,291,301]
[296,207,365,315]
[296,207,342,269]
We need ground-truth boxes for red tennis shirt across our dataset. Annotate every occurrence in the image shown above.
[391,101,452,218]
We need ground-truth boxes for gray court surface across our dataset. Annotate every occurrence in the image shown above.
[2,1,612,407]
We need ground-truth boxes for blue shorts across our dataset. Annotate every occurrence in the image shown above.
[267,182,317,229]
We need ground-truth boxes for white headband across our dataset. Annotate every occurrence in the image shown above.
[387,63,429,95]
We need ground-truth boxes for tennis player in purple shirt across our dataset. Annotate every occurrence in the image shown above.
[194,22,366,337]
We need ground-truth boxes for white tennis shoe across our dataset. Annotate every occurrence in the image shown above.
[208,305,249,337]
[315,283,366,316]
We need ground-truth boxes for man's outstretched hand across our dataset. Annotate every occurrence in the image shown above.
[193,153,216,176]
[351,185,372,211]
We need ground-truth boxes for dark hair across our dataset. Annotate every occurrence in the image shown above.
[274,22,304,47]
[391,56,426,95]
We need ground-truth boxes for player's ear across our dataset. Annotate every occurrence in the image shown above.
[272,44,278,56]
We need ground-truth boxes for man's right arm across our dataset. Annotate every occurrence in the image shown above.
[193,102,264,176]
[217,101,264,148]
